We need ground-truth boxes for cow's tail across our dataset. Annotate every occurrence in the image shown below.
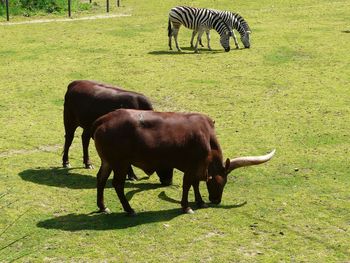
[168,18,172,37]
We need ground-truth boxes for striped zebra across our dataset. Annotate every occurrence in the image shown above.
[190,10,251,50]
[168,6,234,53]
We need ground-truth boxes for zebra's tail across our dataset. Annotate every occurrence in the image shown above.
[168,18,172,37]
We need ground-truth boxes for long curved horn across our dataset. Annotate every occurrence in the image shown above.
[227,149,276,173]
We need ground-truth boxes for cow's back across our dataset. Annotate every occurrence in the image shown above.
[93,109,216,173]
[64,80,153,129]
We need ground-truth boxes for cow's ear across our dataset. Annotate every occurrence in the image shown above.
[225,158,230,171]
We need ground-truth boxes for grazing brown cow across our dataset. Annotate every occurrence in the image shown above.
[62,80,173,183]
[92,109,275,215]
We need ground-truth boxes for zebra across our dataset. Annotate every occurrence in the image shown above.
[168,6,234,53]
[190,10,251,50]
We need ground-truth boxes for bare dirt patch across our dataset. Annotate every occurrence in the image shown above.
[0,14,131,26]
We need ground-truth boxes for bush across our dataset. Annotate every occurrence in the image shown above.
[0,0,91,16]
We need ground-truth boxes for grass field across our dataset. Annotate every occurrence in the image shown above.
[0,0,349,261]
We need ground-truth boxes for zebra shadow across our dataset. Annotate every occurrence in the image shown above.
[148,48,226,55]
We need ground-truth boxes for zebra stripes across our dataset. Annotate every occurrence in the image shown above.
[191,10,251,50]
[168,6,234,53]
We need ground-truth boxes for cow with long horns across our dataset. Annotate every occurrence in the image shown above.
[92,109,275,215]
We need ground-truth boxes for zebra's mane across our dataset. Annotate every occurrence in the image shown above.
[231,12,251,33]
[208,9,232,34]
[209,9,251,34]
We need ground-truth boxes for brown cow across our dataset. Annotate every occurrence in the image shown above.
[62,80,173,183]
[92,109,275,215]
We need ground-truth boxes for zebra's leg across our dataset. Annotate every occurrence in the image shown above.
[206,30,212,51]
[232,31,239,49]
[190,30,197,48]
[169,35,172,50]
[173,26,182,52]
[194,29,205,53]
[199,37,204,47]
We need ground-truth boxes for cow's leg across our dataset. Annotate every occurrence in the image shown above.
[192,180,207,208]
[112,166,135,216]
[126,166,138,181]
[62,109,77,168]
[96,161,112,213]
[82,129,93,169]
[181,173,194,214]
[156,168,173,186]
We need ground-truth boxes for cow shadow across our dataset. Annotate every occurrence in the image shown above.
[18,167,97,189]
[157,191,247,209]
[18,167,159,191]
[37,208,182,231]
[37,197,247,231]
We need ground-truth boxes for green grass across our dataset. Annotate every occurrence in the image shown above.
[0,0,349,261]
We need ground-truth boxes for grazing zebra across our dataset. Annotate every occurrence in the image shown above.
[168,6,234,53]
[190,10,251,50]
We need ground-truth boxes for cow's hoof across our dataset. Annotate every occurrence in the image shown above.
[197,202,208,209]
[98,207,111,214]
[126,210,136,217]
[183,207,194,214]
[160,179,173,186]
[85,164,94,169]
[63,162,71,168]
[127,175,138,181]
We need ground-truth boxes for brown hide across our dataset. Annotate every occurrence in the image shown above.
[62,80,173,184]
[92,109,223,214]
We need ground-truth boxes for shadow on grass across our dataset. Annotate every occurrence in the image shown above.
[37,199,247,231]
[18,167,159,190]
[341,30,350,33]
[18,167,97,189]
[148,47,226,55]
[157,191,247,209]
[37,208,182,231]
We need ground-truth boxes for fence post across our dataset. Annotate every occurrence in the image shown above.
[5,0,9,21]
[68,0,71,17]
[106,0,109,13]
[117,0,120,7]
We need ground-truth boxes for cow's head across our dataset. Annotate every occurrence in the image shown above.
[206,149,275,204]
